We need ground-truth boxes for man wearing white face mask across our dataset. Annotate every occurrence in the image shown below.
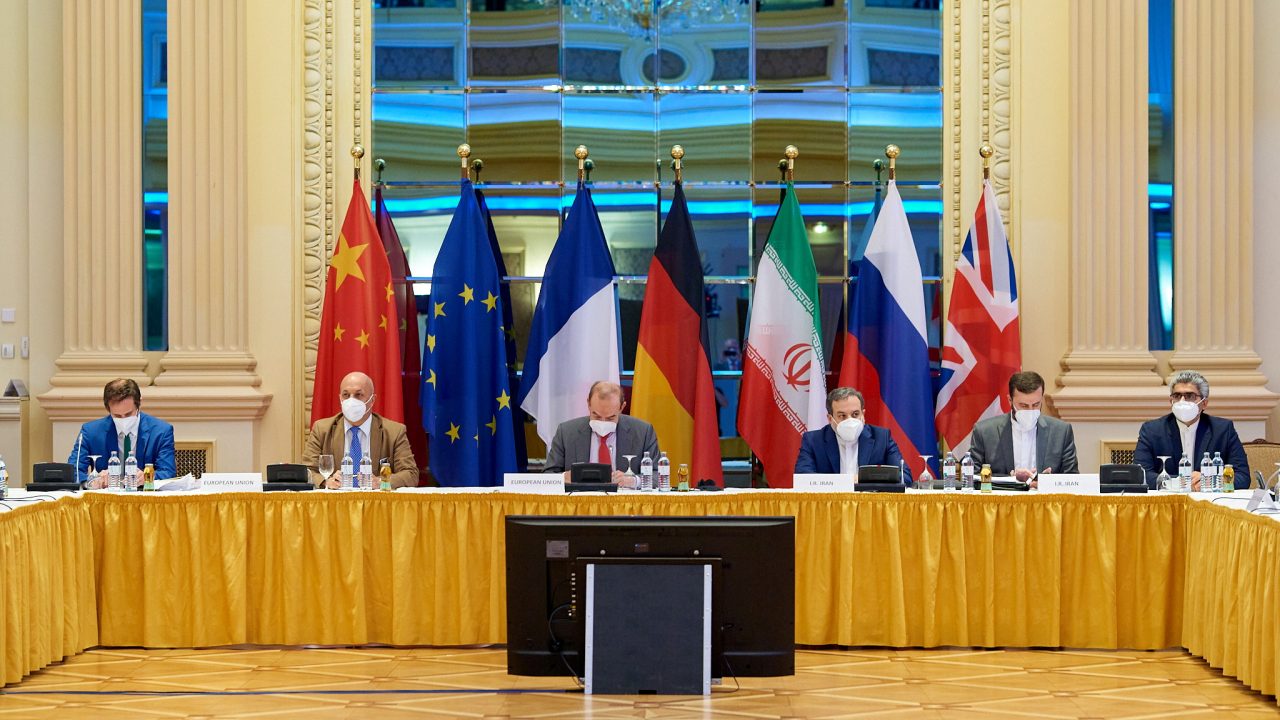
[1135,369,1249,490]
[543,381,659,481]
[302,371,420,488]
[69,378,176,488]
[969,371,1078,483]
[794,387,907,482]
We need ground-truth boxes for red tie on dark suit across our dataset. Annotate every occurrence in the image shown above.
[598,434,611,468]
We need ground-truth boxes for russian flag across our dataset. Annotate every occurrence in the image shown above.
[839,180,937,476]
[518,182,619,445]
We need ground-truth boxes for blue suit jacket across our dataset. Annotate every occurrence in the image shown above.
[68,413,177,483]
[1134,413,1249,489]
[794,424,909,484]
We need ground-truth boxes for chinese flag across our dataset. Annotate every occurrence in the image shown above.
[311,180,405,424]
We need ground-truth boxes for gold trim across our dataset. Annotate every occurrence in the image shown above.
[949,0,963,262]
[301,0,335,427]
[987,0,1013,229]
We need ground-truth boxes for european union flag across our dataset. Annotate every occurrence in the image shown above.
[421,180,518,486]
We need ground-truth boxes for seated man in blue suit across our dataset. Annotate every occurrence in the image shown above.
[1134,369,1249,490]
[67,378,177,488]
[794,387,908,483]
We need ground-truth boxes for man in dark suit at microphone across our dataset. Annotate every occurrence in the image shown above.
[68,378,177,488]
[794,387,909,483]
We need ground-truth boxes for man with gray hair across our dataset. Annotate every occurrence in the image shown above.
[794,387,907,482]
[543,381,660,480]
[1134,369,1249,489]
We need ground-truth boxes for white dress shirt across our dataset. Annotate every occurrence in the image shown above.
[1012,420,1037,472]
[1179,418,1199,464]
[588,432,618,470]
[118,430,138,458]
[343,415,373,460]
[838,436,859,476]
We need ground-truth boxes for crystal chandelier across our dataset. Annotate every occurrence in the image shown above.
[564,0,750,39]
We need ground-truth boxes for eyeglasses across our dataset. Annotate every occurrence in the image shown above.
[1170,392,1202,402]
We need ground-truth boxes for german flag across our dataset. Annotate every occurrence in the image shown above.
[632,182,723,485]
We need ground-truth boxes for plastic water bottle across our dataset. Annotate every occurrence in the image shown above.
[639,452,654,491]
[341,451,354,488]
[942,453,957,491]
[359,452,374,491]
[107,451,123,491]
[960,452,975,492]
[0,455,7,500]
[1178,453,1192,493]
[1199,452,1213,493]
[124,452,139,492]
[1212,452,1225,492]
[657,451,671,492]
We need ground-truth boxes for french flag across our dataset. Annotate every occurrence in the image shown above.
[839,179,937,476]
[518,182,619,444]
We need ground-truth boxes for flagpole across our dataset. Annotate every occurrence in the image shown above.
[457,143,471,181]
[885,144,899,182]
[980,143,993,180]
[351,145,364,182]
[471,159,484,184]
[671,145,684,184]
[374,158,385,186]
[575,145,590,183]
[784,145,798,182]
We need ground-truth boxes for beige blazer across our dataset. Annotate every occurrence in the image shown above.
[302,413,419,488]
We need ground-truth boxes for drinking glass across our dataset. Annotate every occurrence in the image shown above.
[621,454,636,490]
[318,454,335,486]
[87,454,101,484]
[917,455,934,490]
[1156,455,1171,492]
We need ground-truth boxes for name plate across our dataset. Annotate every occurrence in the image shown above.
[793,474,855,492]
[1246,488,1279,512]
[1037,473,1100,495]
[503,473,566,494]
[199,473,264,493]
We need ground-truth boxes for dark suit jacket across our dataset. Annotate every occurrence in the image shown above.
[69,413,176,484]
[303,413,420,488]
[969,413,1079,476]
[793,424,909,484]
[1134,413,1249,489]
[543,415,659,473]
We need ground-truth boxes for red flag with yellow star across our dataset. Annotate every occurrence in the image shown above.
[311,180,405,424]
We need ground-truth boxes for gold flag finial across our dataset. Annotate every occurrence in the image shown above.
[671,145,685,183]
[885,144,900,181]
[979,144,993,180]
[575,145,590,182]
[784,145,799,182]
[351,144,365,181]
[457,144,471,180]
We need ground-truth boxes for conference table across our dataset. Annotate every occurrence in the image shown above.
[1,487,1277,703]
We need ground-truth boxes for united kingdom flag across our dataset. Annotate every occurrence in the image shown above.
[934,179,1020,453]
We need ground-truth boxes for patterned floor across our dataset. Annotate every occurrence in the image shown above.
[0,646,1274,719]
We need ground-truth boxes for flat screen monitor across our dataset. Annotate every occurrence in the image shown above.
[505,515,795,679]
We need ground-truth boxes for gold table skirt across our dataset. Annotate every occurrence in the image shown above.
[4,491,1276,698]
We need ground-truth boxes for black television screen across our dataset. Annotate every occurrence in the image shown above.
[504,515,795,679]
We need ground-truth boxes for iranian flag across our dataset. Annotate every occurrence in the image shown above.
[737,183,827,487]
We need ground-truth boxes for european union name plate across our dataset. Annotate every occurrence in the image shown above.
[504,473,565,494]
[793,474,855,492]
[199,473,264,493]
[1037,474,1100,495]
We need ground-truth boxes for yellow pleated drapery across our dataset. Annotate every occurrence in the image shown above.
[83,492,1184,651]
[0,497,97,685]
[0,490,1272,702]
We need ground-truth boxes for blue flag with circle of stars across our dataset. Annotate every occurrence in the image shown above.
[420,179,518,486]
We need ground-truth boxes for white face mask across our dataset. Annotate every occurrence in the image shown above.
[835,418,864,443]
[112,413,140,437]
[1012,408,1040,430]
[589,419,617,437]
[1172,400,1201,424]
[341,396,372,424]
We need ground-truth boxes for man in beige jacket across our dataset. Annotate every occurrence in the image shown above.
[303,371,419,488]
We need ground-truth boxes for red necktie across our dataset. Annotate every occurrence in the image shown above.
[598,434,611,468]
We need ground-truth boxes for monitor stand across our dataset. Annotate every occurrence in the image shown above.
[583,560,714,695]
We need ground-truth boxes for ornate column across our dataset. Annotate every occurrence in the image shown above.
[1053,0,1165,422]
[1168,0,1277,423]
[39,0,150,447]
[147,0,272,468]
